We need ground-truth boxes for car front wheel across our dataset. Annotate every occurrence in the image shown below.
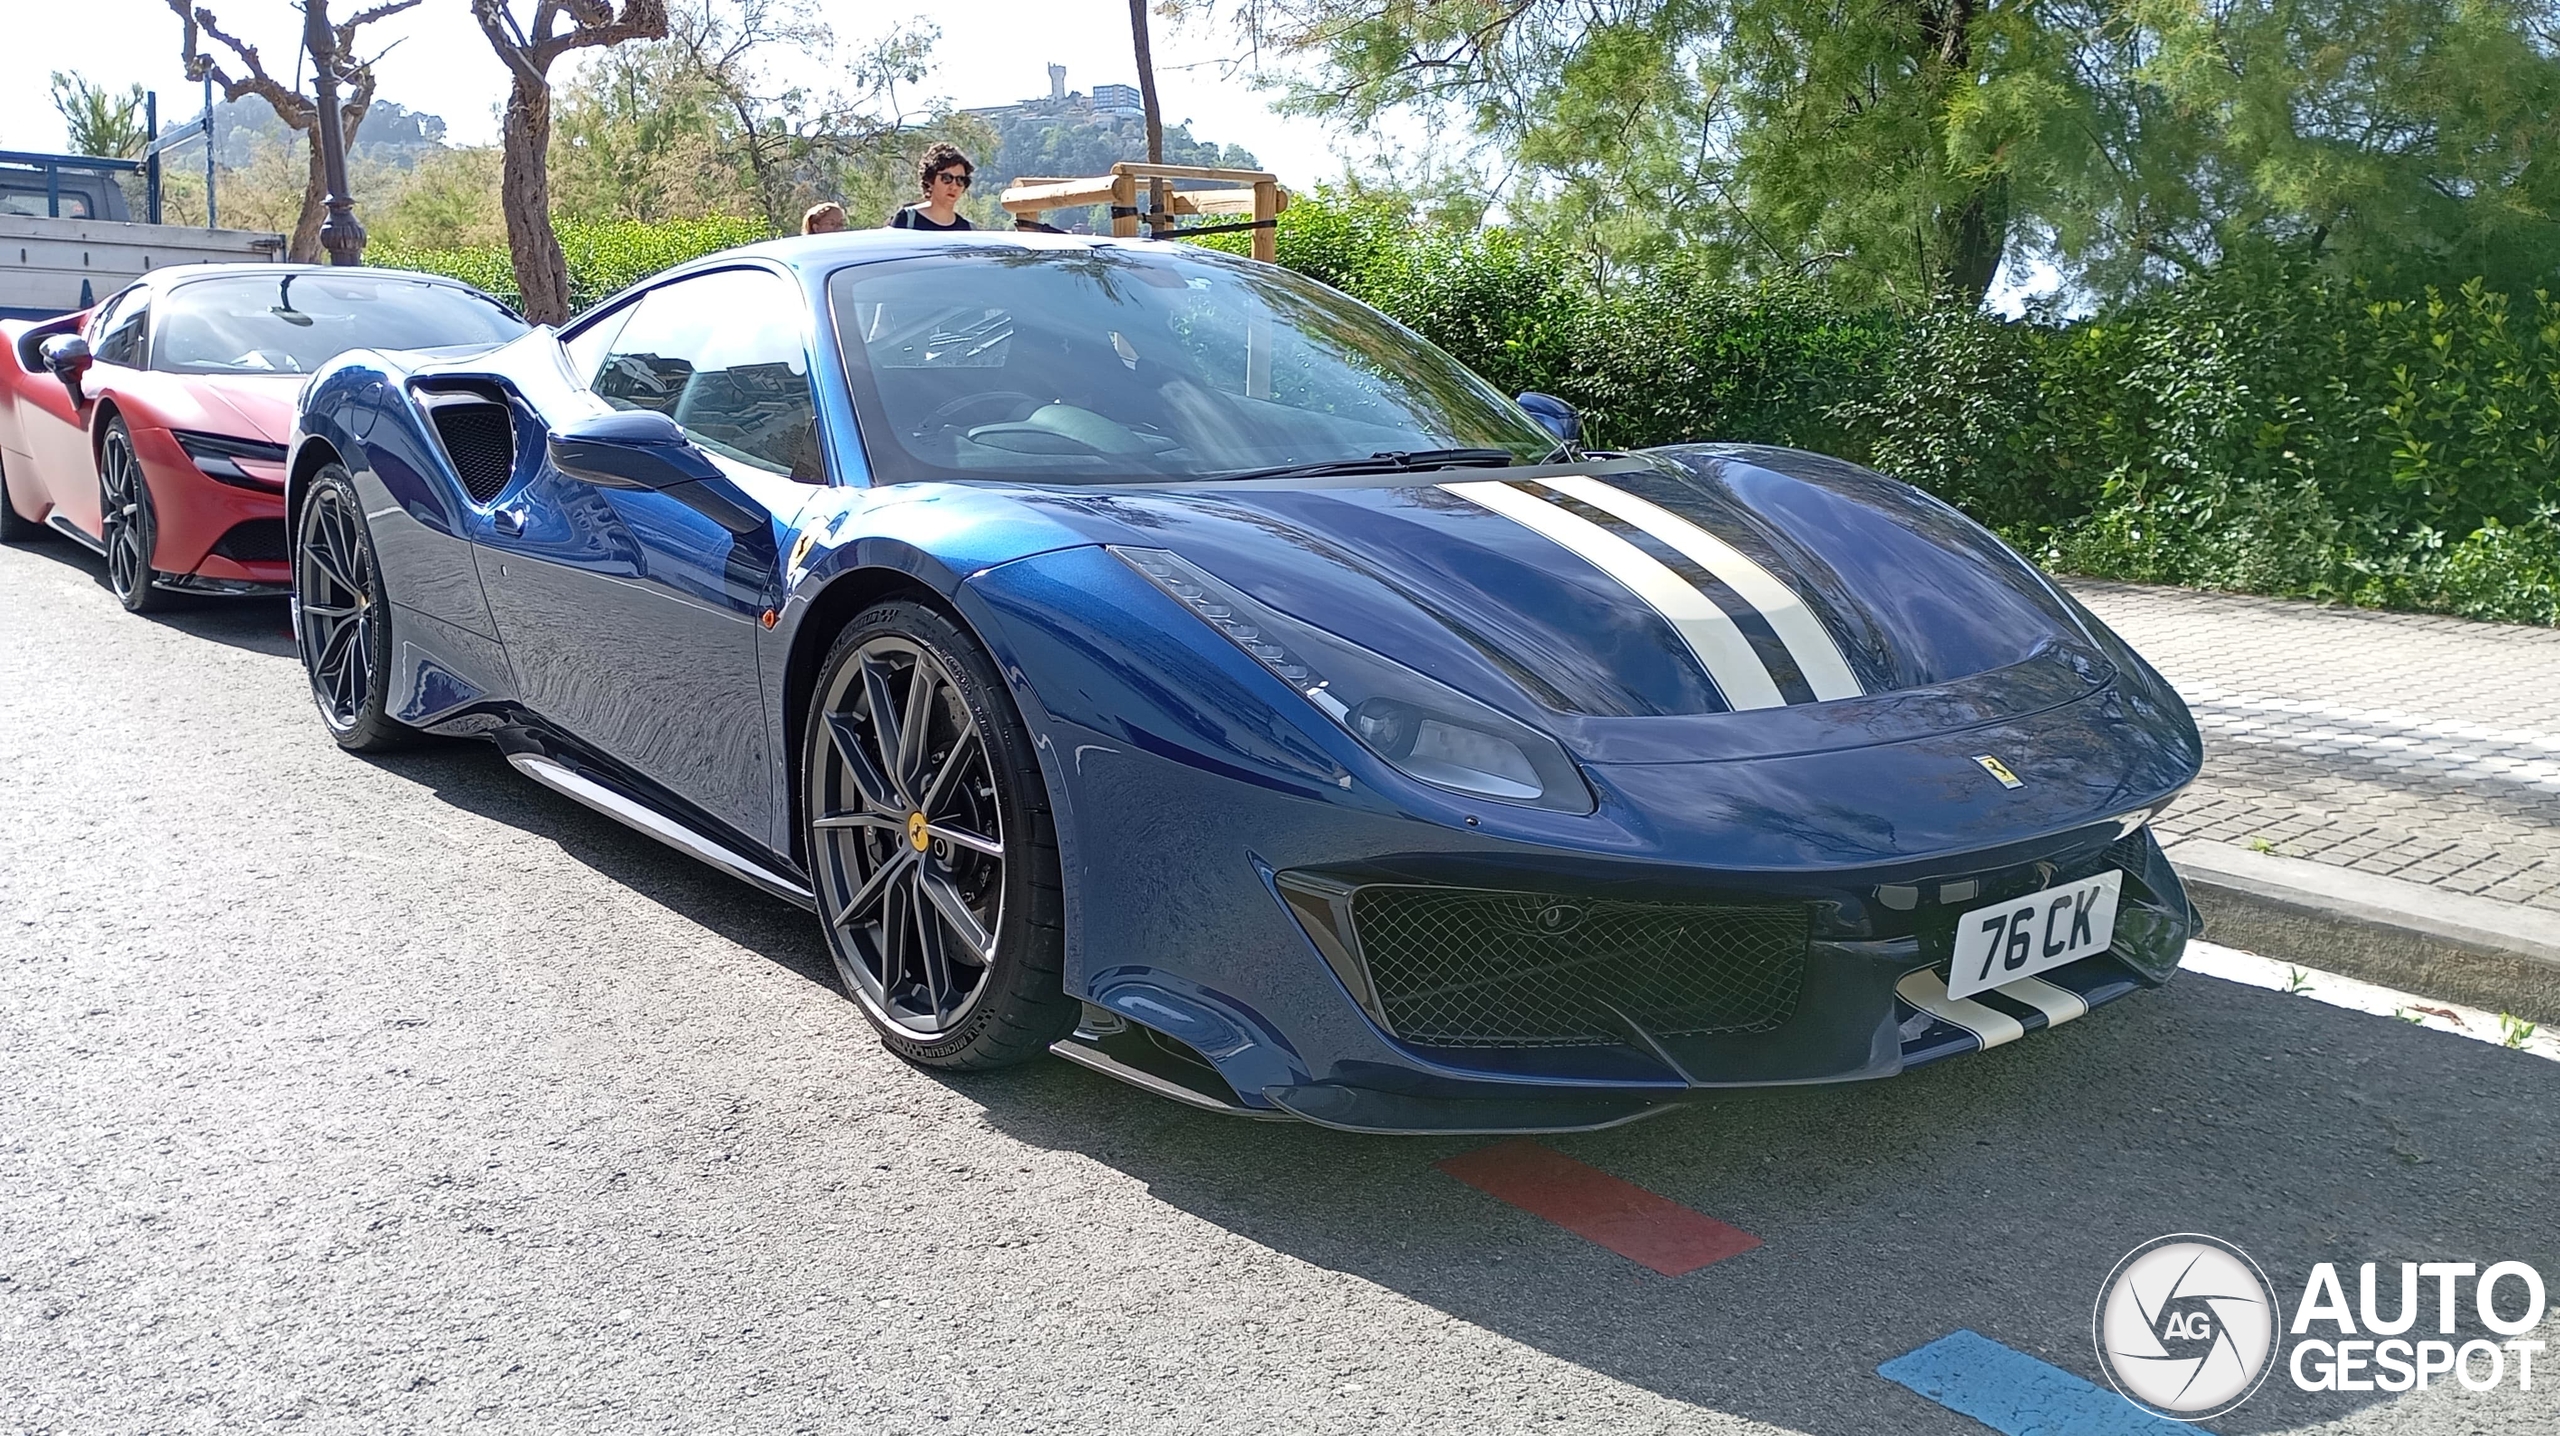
[294,464,409,752]
[98,419,166,613]
[804,599,1074,1069]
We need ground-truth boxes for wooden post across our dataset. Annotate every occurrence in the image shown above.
[1252,180,1278,263]
[1110,170,1139,238]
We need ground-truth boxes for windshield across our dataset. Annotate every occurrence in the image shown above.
[826,245,1555,483]
[155,274,526,375]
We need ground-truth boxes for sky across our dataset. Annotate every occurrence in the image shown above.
[0,0,1359,187]
[0,1,2058,310]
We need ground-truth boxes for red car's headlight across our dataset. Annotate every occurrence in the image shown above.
[176,431,288,490]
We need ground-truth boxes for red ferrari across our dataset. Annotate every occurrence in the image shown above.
[0,264,523,611]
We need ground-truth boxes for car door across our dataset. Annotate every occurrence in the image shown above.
[14,285,146,536]
[477,266,824,842]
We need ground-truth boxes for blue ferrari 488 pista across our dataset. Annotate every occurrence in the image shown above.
[285,230,2201,1133]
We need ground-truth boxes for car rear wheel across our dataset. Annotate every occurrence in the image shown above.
[98,419,167,613]
[295,464,409,752]
[804,600,1074,1069]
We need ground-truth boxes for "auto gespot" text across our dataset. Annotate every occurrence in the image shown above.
[2289,1261,2545,1393]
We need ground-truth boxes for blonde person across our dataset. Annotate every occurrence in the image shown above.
[886,144,975,231]
[802,202,848,235]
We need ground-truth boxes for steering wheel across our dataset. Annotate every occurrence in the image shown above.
[919,390,1040,431]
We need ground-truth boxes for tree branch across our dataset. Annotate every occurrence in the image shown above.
[171,1,316,128]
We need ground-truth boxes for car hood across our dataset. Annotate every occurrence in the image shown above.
[991,445,2159,766]
[178,373,305,446]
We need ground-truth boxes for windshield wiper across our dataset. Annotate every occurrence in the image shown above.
[1213,448,1526,482]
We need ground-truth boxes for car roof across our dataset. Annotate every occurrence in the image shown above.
[137,262,500,294]
[684,228,1229,280]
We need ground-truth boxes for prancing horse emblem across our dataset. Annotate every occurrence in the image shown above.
[1971,754,2024,790]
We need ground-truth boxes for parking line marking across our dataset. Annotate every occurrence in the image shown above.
[1877,1329,2189,1434]
[1434,1140,1760,1276]
[2180,938,2560,1062]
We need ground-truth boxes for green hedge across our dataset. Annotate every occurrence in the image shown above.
[373,216,770,316]
[1218,201,2560,625]
[379,200,2560,625]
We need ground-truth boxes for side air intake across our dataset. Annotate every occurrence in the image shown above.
[418,388,517,505]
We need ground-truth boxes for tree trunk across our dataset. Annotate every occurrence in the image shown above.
[1130,0,1168,233]
[1935,177,2008,307]
[289,129,328,263]
[728,93,785,233]
[1912,0,2003,306]
[500,75,572,324]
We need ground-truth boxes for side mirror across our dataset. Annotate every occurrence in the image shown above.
[40,334,93,402]
[546,409,766,534]
[1515,391,1582,445]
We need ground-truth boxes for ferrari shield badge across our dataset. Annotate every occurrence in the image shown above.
[1971,754,2025,790]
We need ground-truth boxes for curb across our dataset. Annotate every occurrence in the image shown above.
[2163,837,2560,1027]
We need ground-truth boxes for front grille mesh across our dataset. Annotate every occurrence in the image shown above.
[210,518,288,562]
[429,401,516,504]
[1349,886,1810,1047]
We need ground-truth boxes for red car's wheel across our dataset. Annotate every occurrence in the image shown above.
[98,419,167,613]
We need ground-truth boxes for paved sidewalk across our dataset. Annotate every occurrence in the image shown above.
[2068,580,2560,914]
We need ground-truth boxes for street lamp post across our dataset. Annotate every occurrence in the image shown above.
[304,0,365,266]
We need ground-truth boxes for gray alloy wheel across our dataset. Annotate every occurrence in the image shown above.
[294,464,409,752]
[805,600,1073,1069]
[98,420,167,613]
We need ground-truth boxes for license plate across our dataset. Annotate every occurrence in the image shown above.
[1945,869,2122,1001]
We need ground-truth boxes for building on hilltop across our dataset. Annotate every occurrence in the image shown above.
[960,66,1260,231]
[964,66,1145,125]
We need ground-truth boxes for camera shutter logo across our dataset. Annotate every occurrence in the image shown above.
[2093,1234,2281,1421]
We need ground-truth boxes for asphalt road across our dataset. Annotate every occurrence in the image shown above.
[4,532,2557,1436]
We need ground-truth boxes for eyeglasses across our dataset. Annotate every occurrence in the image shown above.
[933,171,973,188]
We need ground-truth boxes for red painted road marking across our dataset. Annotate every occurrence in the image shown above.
[1434,1139,1761,1276]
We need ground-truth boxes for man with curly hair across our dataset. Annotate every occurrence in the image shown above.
[886,143,976,231]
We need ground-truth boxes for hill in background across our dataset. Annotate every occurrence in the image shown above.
[961,65,1258,230]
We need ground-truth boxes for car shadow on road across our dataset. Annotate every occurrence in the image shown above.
[946,979,2560,1434]
[145,594,295,657]
[4,530,295,658]
[360,739,842,995]
[316,712,2560,1431]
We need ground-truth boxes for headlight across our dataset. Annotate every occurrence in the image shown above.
[1112,546,1594,813]
[176,431,289,490]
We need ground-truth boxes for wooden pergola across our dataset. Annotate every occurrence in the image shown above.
[998,162,1290,261]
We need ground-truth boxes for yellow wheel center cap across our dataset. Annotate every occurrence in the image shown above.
[907,811,931,852]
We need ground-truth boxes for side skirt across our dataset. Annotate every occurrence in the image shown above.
[504,751,818,912]
[45,513,104,555]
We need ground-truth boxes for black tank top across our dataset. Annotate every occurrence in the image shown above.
[887,207,973,232]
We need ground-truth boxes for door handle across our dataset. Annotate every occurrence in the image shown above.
[492,507,525,536]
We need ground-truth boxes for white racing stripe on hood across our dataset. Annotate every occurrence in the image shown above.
[1541,475,1864,701]
[1441,478,1788,710]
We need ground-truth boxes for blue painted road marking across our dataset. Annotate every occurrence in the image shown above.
[1878,1329,2198,1434]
